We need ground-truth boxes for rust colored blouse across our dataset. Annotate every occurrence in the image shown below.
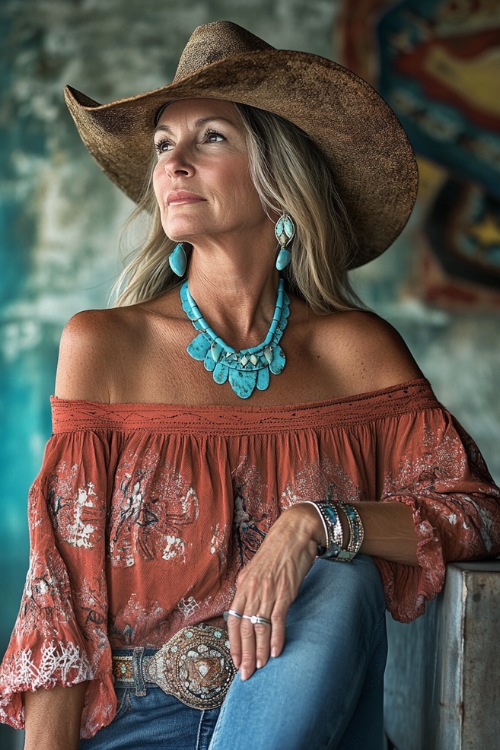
[1,378,499,738]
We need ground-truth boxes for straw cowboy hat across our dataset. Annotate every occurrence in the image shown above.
[64,20,418,268]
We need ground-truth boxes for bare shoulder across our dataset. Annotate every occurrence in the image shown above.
[309,309,422,395]
[55,307,137,401]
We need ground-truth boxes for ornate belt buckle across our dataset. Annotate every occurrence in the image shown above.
[144,623,236,710]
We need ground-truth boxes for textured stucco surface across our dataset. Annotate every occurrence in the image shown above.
[0,2,498,742]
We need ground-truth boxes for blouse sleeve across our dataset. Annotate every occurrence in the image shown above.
[373,403,500,623]
[0,425,116,739]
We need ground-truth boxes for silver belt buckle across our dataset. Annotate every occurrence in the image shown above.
[143,623,236,710]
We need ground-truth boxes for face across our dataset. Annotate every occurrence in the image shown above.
[152,99,269,244]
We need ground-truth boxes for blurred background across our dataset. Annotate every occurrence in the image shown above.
[1,0,499,746]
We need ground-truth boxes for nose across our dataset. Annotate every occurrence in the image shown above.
[164,146,195,179]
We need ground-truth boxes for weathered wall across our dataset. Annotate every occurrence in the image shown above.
[0,0,344,656]
[0,0,498,745]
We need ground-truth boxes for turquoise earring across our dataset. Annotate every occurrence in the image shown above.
[169,243,187,277]
[274,213,295,270]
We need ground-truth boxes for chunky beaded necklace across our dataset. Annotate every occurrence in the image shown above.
[180,279,290,399]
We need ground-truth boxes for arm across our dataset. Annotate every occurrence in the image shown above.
[55,310,116,401]
[228,314,423,677]
[24,683,87,750]
[0,313,117,742]
[227,498,418,681]
[228,316,500,677]
[22,314,108,741]
[355,501,418,565]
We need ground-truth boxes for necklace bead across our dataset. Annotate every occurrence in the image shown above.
[180,279,290,399]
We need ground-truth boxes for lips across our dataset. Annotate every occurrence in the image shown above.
[167,190,205,206]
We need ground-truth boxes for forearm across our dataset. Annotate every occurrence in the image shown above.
[24,682,87,750]
[228,499,418,680]
[296,500,419,566]
[356,501,418,565]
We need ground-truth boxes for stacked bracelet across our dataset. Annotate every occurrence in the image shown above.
[316,502,343,559]
[301,500,364,562]
[300,500,343,554]
[335,502,365,562]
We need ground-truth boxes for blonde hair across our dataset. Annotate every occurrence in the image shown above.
[113,103,362,312]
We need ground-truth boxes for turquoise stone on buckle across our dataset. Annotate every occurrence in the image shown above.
[180,278,290,399]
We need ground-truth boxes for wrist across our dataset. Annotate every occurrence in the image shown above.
[293,502,328,546]
[301,501,365,562]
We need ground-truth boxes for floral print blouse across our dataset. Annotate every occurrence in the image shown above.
[0,378,499,738]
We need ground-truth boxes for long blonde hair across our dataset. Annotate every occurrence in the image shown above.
[113,103,362,312]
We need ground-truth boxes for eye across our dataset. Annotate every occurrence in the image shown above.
[204,129,225,143]
[154,138,173,155]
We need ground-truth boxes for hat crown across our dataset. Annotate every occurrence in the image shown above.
[173,21,273,82]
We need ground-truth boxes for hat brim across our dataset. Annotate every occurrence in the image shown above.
[65,49,418,268]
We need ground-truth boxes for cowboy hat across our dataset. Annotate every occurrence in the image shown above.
[64,20,418,267]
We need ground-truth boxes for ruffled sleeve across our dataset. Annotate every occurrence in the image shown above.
[373,403,500,622]
[0,409,117,739]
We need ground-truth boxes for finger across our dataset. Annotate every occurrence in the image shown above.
[252,577,274,670]
[253,617,272,671]
[232,573,261,680]
[239,613,257,680]
[225,611,243,669]
[270,600,288,658]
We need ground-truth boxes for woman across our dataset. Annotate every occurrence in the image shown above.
[1,20,499,750]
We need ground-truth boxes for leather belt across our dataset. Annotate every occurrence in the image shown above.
[112,623,236,710]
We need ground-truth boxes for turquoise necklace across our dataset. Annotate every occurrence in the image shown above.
[180,279,290,399]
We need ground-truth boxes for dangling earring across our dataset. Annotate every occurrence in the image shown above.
[274,212,295,270]
[169,243,187,277]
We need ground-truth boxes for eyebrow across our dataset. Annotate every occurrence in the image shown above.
[153,115,237,136]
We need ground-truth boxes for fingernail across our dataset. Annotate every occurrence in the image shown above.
[240,669,248,681]
[271,648,278,658]
[256,660,263,669]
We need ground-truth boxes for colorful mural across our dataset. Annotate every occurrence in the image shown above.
[335,0,500,307]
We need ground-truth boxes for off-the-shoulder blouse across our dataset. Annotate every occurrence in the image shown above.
[1,378,499,738]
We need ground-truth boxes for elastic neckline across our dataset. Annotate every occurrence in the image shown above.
[51,377,430,413]
[50,378,439,436]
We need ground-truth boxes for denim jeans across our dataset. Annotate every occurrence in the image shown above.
[80,684,219,749]
[81,555,387,749]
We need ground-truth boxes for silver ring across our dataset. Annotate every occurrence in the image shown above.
[224,609,243,619]
[241,614,272,626]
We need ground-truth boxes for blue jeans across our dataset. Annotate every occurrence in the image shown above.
[81,555,387,749]
[80,686,219,749]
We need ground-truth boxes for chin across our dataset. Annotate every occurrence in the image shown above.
[164,221,207,242]
[163,222,194,240]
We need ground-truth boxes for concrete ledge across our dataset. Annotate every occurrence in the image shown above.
[384,561,500,750]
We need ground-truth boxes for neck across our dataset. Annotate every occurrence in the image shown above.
[184,231,280,347]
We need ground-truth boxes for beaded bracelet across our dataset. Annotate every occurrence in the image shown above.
[301,500,365,562]
[300,501,344,559]
[316,502,344,559]
[334,502,365,562]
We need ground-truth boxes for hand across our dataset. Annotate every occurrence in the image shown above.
[226,503,324,681]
